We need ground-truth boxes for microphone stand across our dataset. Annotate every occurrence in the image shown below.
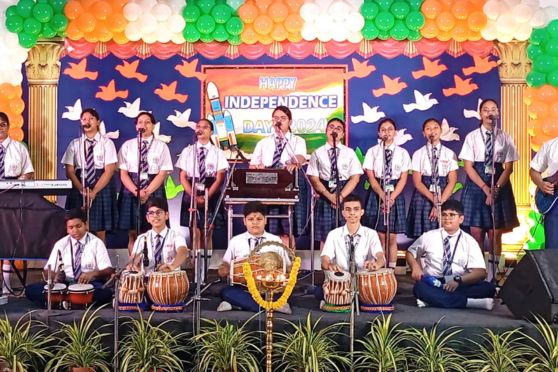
[489,116,499,284]
[135,130,145,242]
[332,133,341,229]
[347,234,359,369]
[382,139,392,267]
[78,127,89,222]
[429,138,442,227]
[113,255,121,372]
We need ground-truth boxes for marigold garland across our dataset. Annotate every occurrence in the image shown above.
[243,256,301,311]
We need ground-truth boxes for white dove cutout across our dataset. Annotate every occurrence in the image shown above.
[62,99,83,121]
[153,122,171,143]
[351,102,386,124]
[167,108,196,129]
[99,121,119,140]
[118,98,150,118]
[402,90,439,113]
[440,118,460,142]
[463,98,482,120]
[395,128,413,146]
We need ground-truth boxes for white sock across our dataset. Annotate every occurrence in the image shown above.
[416,299,428,308]
[2,262,11,294]
[486,255,499,282]
[466,298,494,310]
[388,261,397,269]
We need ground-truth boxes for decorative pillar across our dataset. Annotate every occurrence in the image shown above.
[24,40,64,181]
[495,40,531,254]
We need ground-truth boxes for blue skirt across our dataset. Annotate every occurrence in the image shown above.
[268,168,309,237]
[461,162,519,230]
[180,177,224,229]
[363,179,406,234]
[117,173,166,231]
[406,176,448,239]
[314,179,347,242]
[65,169,118,232]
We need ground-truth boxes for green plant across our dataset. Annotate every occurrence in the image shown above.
[353,314,407,372]
[523,315,558,372]
[117,312,188,372]
[273,312,350,372]
[45,305,112,372]
[466,328,529,372]
[191,316,261,372]
[400,320,466,372]
[0,312,54,371]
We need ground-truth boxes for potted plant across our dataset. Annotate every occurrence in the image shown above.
[117,311,188,372]
[523,315,558,371]
[0,312,54,372]
[191,316,261,372]
[45,305,112,372]
[273,312,350,372]
[466,328,529,371]
[353,314,407,372]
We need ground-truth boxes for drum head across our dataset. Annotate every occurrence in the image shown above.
[44,283,66,292]
[327,271,350,281]
[68,283,94,292]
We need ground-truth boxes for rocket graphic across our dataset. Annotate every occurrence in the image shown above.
[206,82,237,149]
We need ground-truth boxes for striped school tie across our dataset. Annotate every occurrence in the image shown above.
[271,137,284,168]
[85,139,96,187]
[140,140,149,188]
[329,147,338,183]
[249,237,263,250]
[0,145,5,179]
[198,147,207,185]
[442,236,452,276]
[384,149,393,183]
[153,234,163,265]
[485,131,493,169]
[431,146,439,187]
[73,241,83,281]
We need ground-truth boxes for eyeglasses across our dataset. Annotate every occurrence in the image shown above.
[0,122,7,128]
[272,115,288,122]
[146,209,165,217]
[441,212,460,219]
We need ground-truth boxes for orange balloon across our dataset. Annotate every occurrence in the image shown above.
[284,13,303,33]
[78,13,97,33]
[420,19,438,39]
[268,2,289,23]
[549,101,558,117]
[13,85,22,98]
[258,32,273,45]
[241,24,259,44]
[527,119,537,137]
[439,0,454,7]
[271,23,287,41]
[106,13,127,33]
[110,0,128,10]
[9,98,24,115]
[542,118,558,137]
[436,11,455,32]
[450,0,470,20]
[238,3,259,24]
[284,0,303,12]
[421,0,442,20]
[96,22,112,42]
[92,0,112,21]
[255,0,273,12]
[529,101,549,120]
[66,22,84,40]
[451,20,468,42]
[437,30,452,41]
[80,0,97,10]
[112,31,129,44]
[84,31,99,43]
[9,114,24,129]
[467,29,481,41]
[0,84,15,99]
[9,128,24,142]
[64,0,83,20]
[467,11,486,32]
[536,85,558,102]
[287,31,302,42]
[253,14,273,35]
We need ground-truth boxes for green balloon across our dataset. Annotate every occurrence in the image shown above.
[16,0,35,18]
[527,44,544,61]
[378,30,390,40]
[375,11,395,31]
[183,4,201,23]
[530,28,549,46]
[526,70,546,87]
[545,37,558,57]
[405,11,424,31]
[408,0,423,9]
[23,17,42,35]
[225,16,243,35]
[32,3,54,23]
[6,5,19,17]
[390,1,410,20]
[18,32,37,48]
[48,0,66,14]
[49,13,68,32]
[228,33,241,45]
[211,3,232,24]
[360,2,379,21]
[377,0,394,11]
[547,70,558,87]
[390,20,409,40]
[408,29,421,41]
[212,23,229,42]
[196,14,216,34]
[183,23,201,42]
[197,0,216,15]
[533,55,555,73]
[41,23,56,38]
[199,32,214,43]
[361,20,379,40]
[548,19,558,38]
[5,15,24,33]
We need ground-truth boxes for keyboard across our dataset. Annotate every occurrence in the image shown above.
[0,180,72,195]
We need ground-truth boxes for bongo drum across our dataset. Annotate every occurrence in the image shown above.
[230,256,263,286]
[322,271,352,313]
[357,268,397,313]
[147,270,189,312]
[43,283,67,309]
[118,271,145,311]
[67,283,94,310]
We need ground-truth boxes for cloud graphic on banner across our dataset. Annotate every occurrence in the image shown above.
[154,122,171,143]
[167,109,196,129]
[99,121,119,140]
[116,60,147,83]
[372,75,407,97]
[440,118,460,142]
[96,80,129,101]
[403,90,439,112]
[118,98,150,118]
[154,81,188,103]
[62,99,83,121]
[63,59,98,80]
[343,58,376,80]
[395,128,413,146]
[442,75,478,96]
[351,102,385,123]
[175,59,207,81]
[462,55,498,76]
[412,57,447,79]
[463,98,482,120]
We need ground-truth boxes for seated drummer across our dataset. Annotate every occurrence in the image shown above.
[316,194,385,305]
[128,197,189,274]
[406,199,496,310]
[25,208,114,307]
[217,201,292,313]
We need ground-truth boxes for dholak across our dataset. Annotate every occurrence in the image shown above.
[43,283,67,309]
[67,283,94,309]
[230,256,263,286]
[147,271,189,312]
[322,271,352,313]
[357,268,397,312]
[118,271,145,311]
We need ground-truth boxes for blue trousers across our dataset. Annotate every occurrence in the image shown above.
[220,285,285,312]
[25,280,113,308]
[413,280,496,309]
[545,203,558,249]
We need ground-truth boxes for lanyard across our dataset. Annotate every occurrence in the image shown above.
[425,143,442,176]
[70,233,90,273]
[441,230,462,270]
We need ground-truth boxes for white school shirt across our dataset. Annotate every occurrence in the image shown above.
[118,136,173,174]
[131,227,187,275]
[250,132,307,167]
[61,132,118,169]
[222,231,290,266]
[407,228,485,278]
[411,144,458,176]
[0,137,34,177]
[45,232,112,281]
[321,224,383,272]
[459,126,519,163]
[530,137,558,178]
[175,142,229,177]
[307,143,363,181]
[362,143,411,179]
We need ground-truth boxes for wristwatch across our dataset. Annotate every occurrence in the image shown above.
[453,275,462,285]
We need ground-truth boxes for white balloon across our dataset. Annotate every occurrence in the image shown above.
[152,4,172,21]
[329,1,350,21]
[139,14,158,34]
[316,0,334,9]
[171,32,185,44]
[530,9,548,27]
[123,3,143,21]
[483,0,501,21]
[347,30,363,43]
[503,0,520,8]
[300,3,320,22]
[317,28,332,43]
[496,30,514,43]
[331,21,348,41]
[544,6,558,23]
[480,21,498,40]
[138,0,157,10]
[316,14,332,33]
[345,12,365,32]
[142,31,158,44]
[496,14,515,35]
[6,71,23,85]
[300,24,317,41]
[514,22,532,41]
[512,4,534,23]
[167,14,185,33]
[125,22,142,41]
[540,0,556,7]
[156,27,172,43]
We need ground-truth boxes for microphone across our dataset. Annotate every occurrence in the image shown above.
[332,131,338,139]
[428,135,435,144]
[137,128,146,133]
[274,121,282,128]
[488,114,498,121]
[195,130,203,136]
[142,237,149,269]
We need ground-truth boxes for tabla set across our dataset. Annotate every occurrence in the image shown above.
[322,268,397,313]
[43,283,95,310]
[117,270,190,312]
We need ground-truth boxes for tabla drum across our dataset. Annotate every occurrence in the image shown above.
[118,271,145,311]
[147,270,189,312]
[230,256,263,286]
[357,268,397,313]
[67,283,94,310]
[322,271,352,313]
[43,283,67,309]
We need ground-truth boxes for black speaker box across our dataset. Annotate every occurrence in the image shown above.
[500,250,558,322]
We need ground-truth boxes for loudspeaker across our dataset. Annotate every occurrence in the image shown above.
[500,250,558,322]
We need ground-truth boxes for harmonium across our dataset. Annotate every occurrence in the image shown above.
[226,168,299,199]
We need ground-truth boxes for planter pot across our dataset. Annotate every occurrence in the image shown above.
[70,368,95,372]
